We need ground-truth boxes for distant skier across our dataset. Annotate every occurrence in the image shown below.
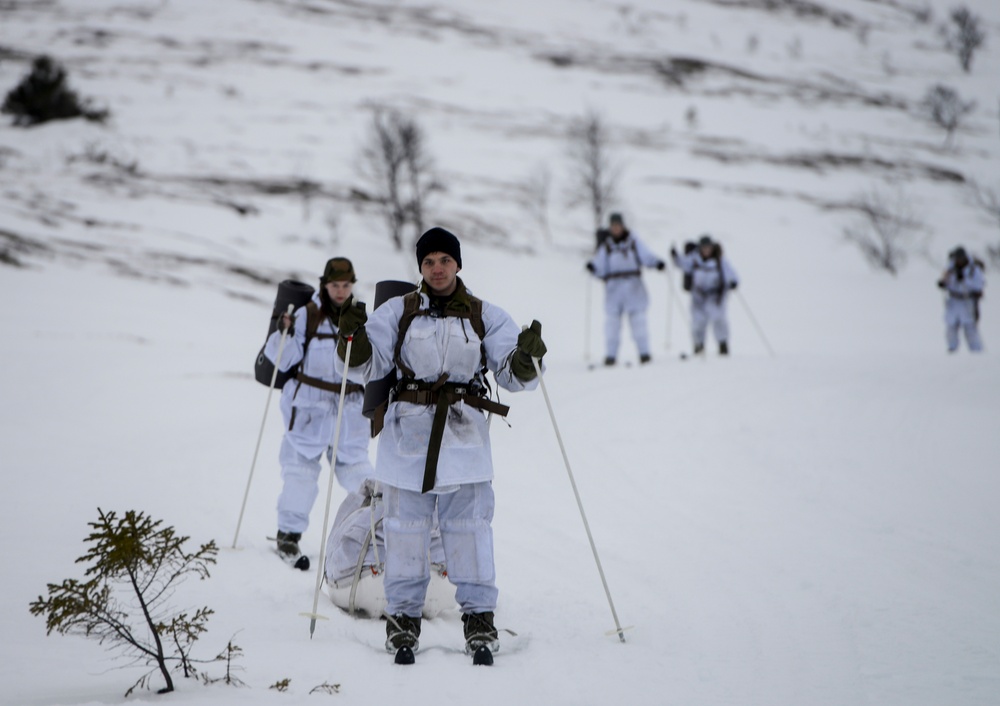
[937,246,985,353]
[262,257,374,570]
[334,227,546,664]
[671,235,739,356]
[586,212,666,366]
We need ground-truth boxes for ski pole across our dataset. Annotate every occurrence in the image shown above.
[233,303,294,549]
[735,289,776,357]
[303,332,355,638]
[666,260,692,352]
[665,262,674,351]
[667,263,690,330]
[584,275,593,364]
[530,355,629,643]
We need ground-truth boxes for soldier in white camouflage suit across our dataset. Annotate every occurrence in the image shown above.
[263,258,373,569]
[587,213,666,366]
[336,227,546,662]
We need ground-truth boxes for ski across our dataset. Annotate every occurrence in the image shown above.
[394,645,415,665]
[586,361,635,370]
[279,550,310,571]
[265,536,310,571]
[391,644,494,666]
[471,645,494,666]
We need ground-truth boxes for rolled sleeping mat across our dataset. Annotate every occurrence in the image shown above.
[254,279,316,387]
[362,280,418,420]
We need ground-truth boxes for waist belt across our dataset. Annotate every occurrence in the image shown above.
[295,373,364,395]
[393,375,510,494]
[603,270,641,280]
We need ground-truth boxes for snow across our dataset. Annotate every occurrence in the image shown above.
[1,0,999,704]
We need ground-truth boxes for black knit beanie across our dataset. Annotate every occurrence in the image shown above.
[415,227,462,269]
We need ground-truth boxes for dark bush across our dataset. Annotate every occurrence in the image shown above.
[2,55,108,127]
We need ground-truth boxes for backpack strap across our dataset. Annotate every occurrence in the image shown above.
[600,236,642,280]
[288,302,353,428]
[394,291,425,380]
[393,289,487,379]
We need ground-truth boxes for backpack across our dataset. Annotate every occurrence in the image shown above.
[681,241,697,292]
[253,280,316,389]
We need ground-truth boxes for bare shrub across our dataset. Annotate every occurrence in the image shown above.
[566,110,622,232]
[970,181,1000,229]
[942,6,985,72]
[987,244,1000,269]
[515,163,553,243]
[843,187,927,275]
[970,182,1000,267]
[919,84,975,147]
[359,108,442,250]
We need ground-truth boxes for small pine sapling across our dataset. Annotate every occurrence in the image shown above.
[2,55,108,126]
[29,508,218,695]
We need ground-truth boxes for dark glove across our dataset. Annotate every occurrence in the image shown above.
[728,281,737,290]
[337,298,367,336]
[510,320,546,382]
[336,300,372,367]
[656,261,666,271]
[670,246,679,259]
[585,262,596,274]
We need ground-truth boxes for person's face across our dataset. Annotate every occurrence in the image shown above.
[699,244,713,258]
[609,222,624,238]
[421,252,460,295]
[325,280,353,306]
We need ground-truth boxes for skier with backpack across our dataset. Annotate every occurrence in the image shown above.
[333,227,546,665]
[262,257,374,570]
[585,212,666,366]
[937,246,985,353]
[671,234,739,356]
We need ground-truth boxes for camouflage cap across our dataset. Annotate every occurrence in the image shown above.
[321,257,356,284]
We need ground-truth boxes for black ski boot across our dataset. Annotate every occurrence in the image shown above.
[386,614,421,664]
[639,353,652,364]
[463,612,498,665]
[693,343,705,356]
[603,356,616,366]
[275,530,309,571]
[719,341,729,356]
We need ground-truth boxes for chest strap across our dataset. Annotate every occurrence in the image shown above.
[391,375,509,493]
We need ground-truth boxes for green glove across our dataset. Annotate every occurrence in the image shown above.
[337,300,372,367]
[337,298,367,336]
[510,320,546,381]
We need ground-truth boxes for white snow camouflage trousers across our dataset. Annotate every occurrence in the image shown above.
[382,482,498,617]
[691,292,730,348]
[603,276,651,359]
[944,298,983,352]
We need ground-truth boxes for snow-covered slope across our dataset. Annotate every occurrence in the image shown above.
[1,1,998,704]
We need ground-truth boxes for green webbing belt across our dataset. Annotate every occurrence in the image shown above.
[392,375,510,493]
